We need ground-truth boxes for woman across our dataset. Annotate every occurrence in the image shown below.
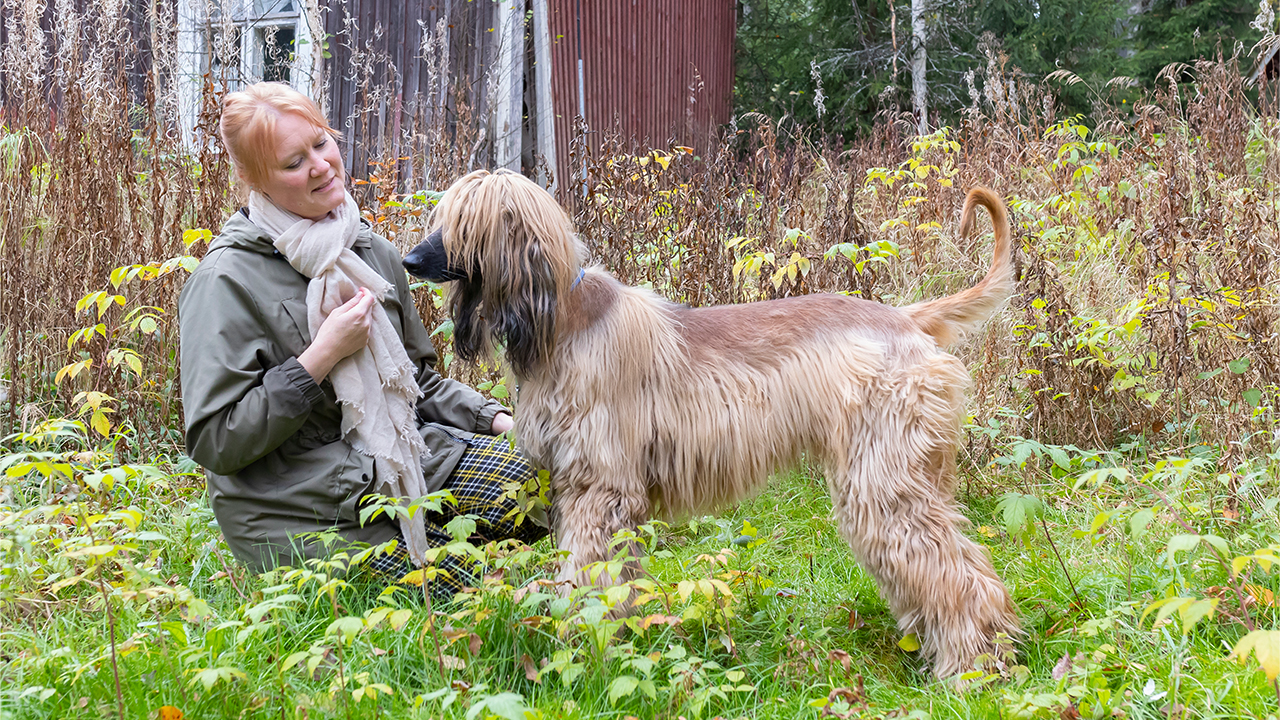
[178,82,546,589]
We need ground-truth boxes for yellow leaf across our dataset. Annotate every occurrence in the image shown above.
[898,633,921,652]
[399,569,428,586]
[1246,584,1276,608]
[55,359,92,386]
[157,706,185,720]
[91,410,111,437]
[1230,629,1280,681]
[938,178,953,187]
[388,608,413,630]
[676,580,696,602]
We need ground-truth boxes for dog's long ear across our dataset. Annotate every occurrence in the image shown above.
[484,225,559,377]
[435,170,584,377]
[450,268,491,368]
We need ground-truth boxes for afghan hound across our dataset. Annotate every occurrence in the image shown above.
[403,169,1020,679]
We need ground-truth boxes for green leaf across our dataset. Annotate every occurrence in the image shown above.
[1128,509,1154,537]
[468,693,533,720]
[608,675,639,704]
[161,621,188,647]
[326,616,364,644]
[1176,598,1217,635]
[1243,388,1263,407]
[281,651,310,671]
[188,666,246,691]
[1074,466,1129,490]
[1046,445,1073,471]
[444,515,477,542]
[1166,534,1201,565]
[898,633,921,652]
[995,492,1044,542]
[1228,357,1250,374]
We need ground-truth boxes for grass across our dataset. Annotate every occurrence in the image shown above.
[1,421,1278,719]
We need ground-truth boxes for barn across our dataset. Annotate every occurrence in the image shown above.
[169,0,737,192]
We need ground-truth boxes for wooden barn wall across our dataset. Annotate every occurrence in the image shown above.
[546,0,736,189]
[0,0,156,116]
[1,0,737,189]
[320,0,498,180]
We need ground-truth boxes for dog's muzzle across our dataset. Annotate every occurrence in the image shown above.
[403,228,467,281]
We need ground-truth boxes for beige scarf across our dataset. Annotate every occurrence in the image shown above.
[249,190,432,567]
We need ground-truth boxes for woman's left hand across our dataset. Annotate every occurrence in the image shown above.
[491,412,514,435]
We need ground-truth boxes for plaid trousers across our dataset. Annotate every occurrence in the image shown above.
[367,432,549,594]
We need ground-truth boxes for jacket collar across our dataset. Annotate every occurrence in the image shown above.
[208,207,374,256]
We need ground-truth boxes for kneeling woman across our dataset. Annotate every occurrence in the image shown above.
[178,82,546,590]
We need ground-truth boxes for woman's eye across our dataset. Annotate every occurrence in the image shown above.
[315,137,327,149]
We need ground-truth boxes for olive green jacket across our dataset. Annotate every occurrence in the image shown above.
[178,210,504,572]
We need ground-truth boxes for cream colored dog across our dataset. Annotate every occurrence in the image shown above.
[403,170,1019,679]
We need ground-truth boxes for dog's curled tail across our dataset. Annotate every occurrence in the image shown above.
[905,187,1013,346]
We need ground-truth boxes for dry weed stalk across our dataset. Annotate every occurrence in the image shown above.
[2,7,1278,466]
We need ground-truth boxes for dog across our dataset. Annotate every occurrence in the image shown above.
[403,169,1020,679]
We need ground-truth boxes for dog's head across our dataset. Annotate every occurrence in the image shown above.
[403,169,585,377]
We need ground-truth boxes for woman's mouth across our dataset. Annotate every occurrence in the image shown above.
[314,176,335,193]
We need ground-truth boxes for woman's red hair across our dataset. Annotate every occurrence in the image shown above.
[219,82,340,188]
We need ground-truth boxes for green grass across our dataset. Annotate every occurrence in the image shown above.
[1,429,1279,719]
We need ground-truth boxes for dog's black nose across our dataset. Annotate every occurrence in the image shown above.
[403,227,466,281]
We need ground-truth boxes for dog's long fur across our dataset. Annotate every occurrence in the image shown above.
[419,169,1020,679]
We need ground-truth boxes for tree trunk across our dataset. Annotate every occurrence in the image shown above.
[911,0,928,135]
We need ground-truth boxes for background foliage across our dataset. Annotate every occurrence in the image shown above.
[735,0,1266,133]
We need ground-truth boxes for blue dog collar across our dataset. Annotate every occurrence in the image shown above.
[571,268,585,289]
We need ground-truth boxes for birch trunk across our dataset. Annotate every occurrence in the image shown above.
[911,0,928,135]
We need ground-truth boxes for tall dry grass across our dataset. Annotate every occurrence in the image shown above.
[553,50,1280,458]
[2,4,1279,465]
[1,0,231,450]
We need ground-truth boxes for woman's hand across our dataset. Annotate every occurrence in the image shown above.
[298,288,377,382]
[490,412,514,435]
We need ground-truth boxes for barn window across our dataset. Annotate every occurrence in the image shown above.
[197,0,310,90]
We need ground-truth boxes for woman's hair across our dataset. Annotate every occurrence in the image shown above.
[219,82,340,188]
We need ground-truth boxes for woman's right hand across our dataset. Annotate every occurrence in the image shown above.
[298,288,377,382]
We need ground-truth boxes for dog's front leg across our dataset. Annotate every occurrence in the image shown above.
[552,476,649,596]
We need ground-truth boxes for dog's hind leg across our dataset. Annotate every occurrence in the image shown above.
[826,361,1020,680]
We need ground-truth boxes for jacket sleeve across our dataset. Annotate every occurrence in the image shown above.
[390,252,505,434]
[179,265,326,475]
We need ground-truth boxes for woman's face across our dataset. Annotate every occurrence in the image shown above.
[253,112,346,220]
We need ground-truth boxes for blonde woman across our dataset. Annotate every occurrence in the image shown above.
[178,82,546,590]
